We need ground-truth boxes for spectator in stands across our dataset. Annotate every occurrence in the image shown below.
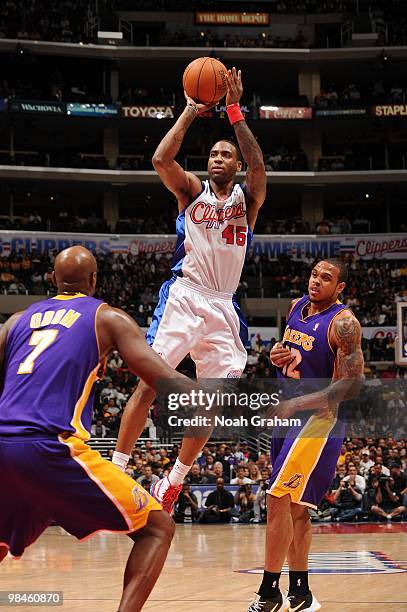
[186,463,206,485]
[30,269,43,285]
[136,464,159,489]
[389,463,407,507]
[376,457,390,476]
[203,454,216,480]
[199,478,235,524]
[252,468,270,524]
[174,484,200,523]
[233,484,256,523]
[370,476,407,521]
[109,351,123,371]
[332,464,347,490]
[91,419,107,438]
[352,212,370,233]
[316,219,330,234]
[105,414,120,437]
[256,453,269,472]
[7,279,26,294]
[247,349,259,368]
[372,80,386,100]
[100,381,119,402]
[241,441,257,462]
[332,473,363,522]
[231,465,253,486]
[197,446,211,470]
[343,465,366,493]
[132,459,144,480]
[367,463,388,488]
[390,84,403,101]
[215,445,232,475]
[231,442,246,464]
[104,397,121,417]
[206,461,230,484]
[248,463,262,483]
[359,450,374,479]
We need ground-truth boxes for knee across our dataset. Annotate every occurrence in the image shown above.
[146,510,175,543]
[291,504,311,525]
[136,380,156,402]
[267,493,292,518]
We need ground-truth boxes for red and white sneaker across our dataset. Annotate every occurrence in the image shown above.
[150,477,182,514]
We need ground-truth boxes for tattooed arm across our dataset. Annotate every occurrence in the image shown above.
[226,68,266,228]
[331,313,365,382]
[152,94,216,210]
[321,312,365,410]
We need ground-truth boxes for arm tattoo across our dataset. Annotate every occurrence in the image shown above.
[334,316,365,379]
[155,108,196,161]
[233,121,264,170]
[279,315,364,416]
[233,122,266,216]
[171,112,196,147]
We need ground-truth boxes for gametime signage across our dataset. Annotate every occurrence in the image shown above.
[10,100,65,114]
[0,232,405,260]
[195,12,269,25]
[66,103,118,117]
[121,105,175,119]
[314,107,368,118]
[372,104,407,117]
[259,106,312,120]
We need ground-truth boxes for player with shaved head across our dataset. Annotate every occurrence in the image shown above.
[0,246,201,611]
[114,67,267,513]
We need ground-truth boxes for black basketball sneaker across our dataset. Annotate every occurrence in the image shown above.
[287,592,321,611]
[247,592,289,611]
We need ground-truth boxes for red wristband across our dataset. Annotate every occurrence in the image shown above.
[226,103,244,125]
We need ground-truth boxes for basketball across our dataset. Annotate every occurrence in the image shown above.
[183,56,227,105]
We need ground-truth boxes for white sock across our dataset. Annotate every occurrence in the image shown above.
[168,458,191,487]
[112,450,130,471]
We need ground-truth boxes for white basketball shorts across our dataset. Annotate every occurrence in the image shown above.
[146,276,247,378]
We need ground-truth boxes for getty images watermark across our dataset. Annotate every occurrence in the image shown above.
[166,388,302,429]
[157,377,405,439]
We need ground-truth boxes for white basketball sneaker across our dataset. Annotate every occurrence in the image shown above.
[150,476,182,514]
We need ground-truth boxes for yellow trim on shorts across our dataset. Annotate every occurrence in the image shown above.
[267,414,338,505]
[60,435,161,532]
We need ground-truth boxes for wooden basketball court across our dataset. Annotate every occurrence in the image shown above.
[1,523,406,611]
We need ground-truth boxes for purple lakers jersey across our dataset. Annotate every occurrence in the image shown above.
[0,294,104,439]
[277,295,347,381]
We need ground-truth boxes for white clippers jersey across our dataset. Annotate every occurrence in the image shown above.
[171,180,253,293]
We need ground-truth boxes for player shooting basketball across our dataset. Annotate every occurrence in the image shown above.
[248,259,365,612]
[113,67,267,512]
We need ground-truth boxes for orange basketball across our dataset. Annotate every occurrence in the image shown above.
[183,57,227,105]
